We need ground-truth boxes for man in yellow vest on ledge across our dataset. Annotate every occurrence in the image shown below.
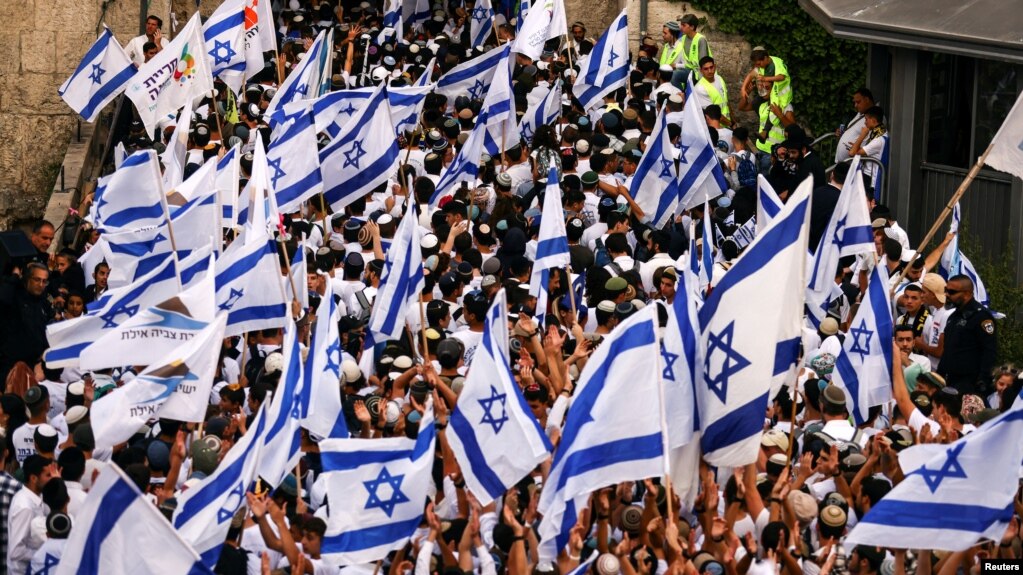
[659,15,712,90]
[742,46,793,109]
[693,56,731,126]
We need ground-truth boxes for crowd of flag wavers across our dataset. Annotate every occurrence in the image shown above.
[2,0,1023,572]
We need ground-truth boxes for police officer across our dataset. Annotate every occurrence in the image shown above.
[938,274,997,395]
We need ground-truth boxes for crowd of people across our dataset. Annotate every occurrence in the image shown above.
[0,0,1017,573]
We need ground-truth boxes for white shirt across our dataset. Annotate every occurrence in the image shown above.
[40,381,66,421]
[450,329,484,364]
[12,423,41,464]
[640,253,676,294]
[834,113,866,163]
[66,480,87,518]
[923,306,953,370]
[8,487,45,575]
[125,34,151,67]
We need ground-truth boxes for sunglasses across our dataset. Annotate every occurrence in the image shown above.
[945,288,962,295]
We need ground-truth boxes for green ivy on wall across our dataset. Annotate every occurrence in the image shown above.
[691,0,867,137]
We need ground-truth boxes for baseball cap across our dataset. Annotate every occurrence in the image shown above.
[921,273,947,304]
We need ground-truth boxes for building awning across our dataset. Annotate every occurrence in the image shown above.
[799,0,1023,64]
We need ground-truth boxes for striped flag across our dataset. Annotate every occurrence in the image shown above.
[58,27,135,122]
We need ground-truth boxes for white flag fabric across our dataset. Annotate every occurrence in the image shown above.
[256,320,305,488]
[572,10,628,113]
[632,105,679,227]
[55,464,211,575]
[511,0,567,60]
[92,150,167,232]
[175,401,270,568]
[448,289,550,504]
[267,106,324,213]
[167,161,221,253]
[90,314,227,448]
[125,13,213,134]
[203,0,248,93]
[216,145,241,227]
[214,231,288,337]
[696,177,811,467]
[845,393,1023,551]
[320,83,399,213]
[805,156,875,328]
[434,46,507,105]
[161,96,194,190]
[476,46,520,156]
[985,90,1023,180]
[319,405,437,565]
[831,263,893,426]
[80,255,216,370]
[678,77,729,210]
[44,254,181,368]
[755,175,783,236]
[519,81,561,146]
[538,305,665,561]
[265,30,329,123]
[302,279,347,439]
[244,0,277,78]
[58,27,135,122]
[367,197,425,341]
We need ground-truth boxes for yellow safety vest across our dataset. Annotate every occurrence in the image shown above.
[756,97,786,154]
[756,55,792,109]
[659,40,685,68]
[682,32,712,71]
[698,75,729,117]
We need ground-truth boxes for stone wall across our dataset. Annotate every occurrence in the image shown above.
[0,0,169,229]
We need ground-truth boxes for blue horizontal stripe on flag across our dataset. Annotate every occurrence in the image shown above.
[437,48,505,88]
[80,65,135,121]
[102,201,164,230]
[700,391,770,455]
[75,474,136,575]
[321,516,423,554]
[217,241,275,288]
[677,145,716,195]
[227,304,287,327]
[773,337,800,376]
[839,224,873,249]
[535,237,569,262]
[45,341,90,363]
[555,432,663,493]
[203,11,245,39]
[276,167,323,208]
[321,449,414,472]
[861,500,1013,532]
[61,30,116,90]
[449,407,507,500]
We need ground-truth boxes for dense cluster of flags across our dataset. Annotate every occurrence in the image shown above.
[48,1,1023,570]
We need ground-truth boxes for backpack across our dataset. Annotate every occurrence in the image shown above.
[593,237,612,267]
[605,260,645,301]
[735,150,758,188]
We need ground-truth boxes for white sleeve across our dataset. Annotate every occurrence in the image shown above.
[546,394,570,435]
[908,408,940,436]
[477,545,497,575]
[415,541,435,575]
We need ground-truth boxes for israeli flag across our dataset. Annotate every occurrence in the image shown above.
[940,202,999,314]
[57,464,212,575]
[285,241,309,311]
[520,81,562,146]
[431,108,490,205]
[434,46,507,105]
[90,314,227,448]
[806,156,875,328]
[294,89,371,140]
[92,150,167,232]
[302,280,347,439]
[377,0,403,44]
[265,30,329,123]
[44,253,181,368]
[478,46,520,155]
[677,78,729,210]
[448,289,551,504]
[80,254,216,371]
[168,160,221,252]
[696,177,811,467]
[699,201,713,292]
[529,168,570,317]
[98,225,172,288]
[256,321,306,488]
[845,392,1023,551]
[267,106,324,213]
[388,84,434,136]
[632,105,679,228]
[368,196,425,341]
[517,0,531,32]
[216,145,241,228]
[537,305,666,561]
[214,218,288,337]
[511,0,567,60]
[203,0,248,93]
[58,26,135,122]
[319,404,437,565]
[408,0,431,31]
[831,263,893,426]
[469,0,494,47]
[756,175,783,236]
[320,83,399,213]
[175,400,270,568]
[572,10,629,113]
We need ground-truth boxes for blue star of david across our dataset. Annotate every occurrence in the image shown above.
[325,339,342,375]
[521,121,534,143]
[472,5,489,22]
[364,467,409,517]
[467,79,486,100]
[916,443,968,493]
[89,62,106,84]
[210,39,238,66]
[343,140,367,169]
[678,143,691,164]
[295,83,309,97]
[660,343,679,381]
[704,321,750,403]
[217,481,246,523]
[478,386,509,434]
[849,318,873,361]
[831,214,848,247]
[219,287,244,311]
[100,304,140,328]
[607,47,619,69]
[659,157,674,179]
[37,553,60,575]
[267,156,287,189]
[340,102,358,116]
